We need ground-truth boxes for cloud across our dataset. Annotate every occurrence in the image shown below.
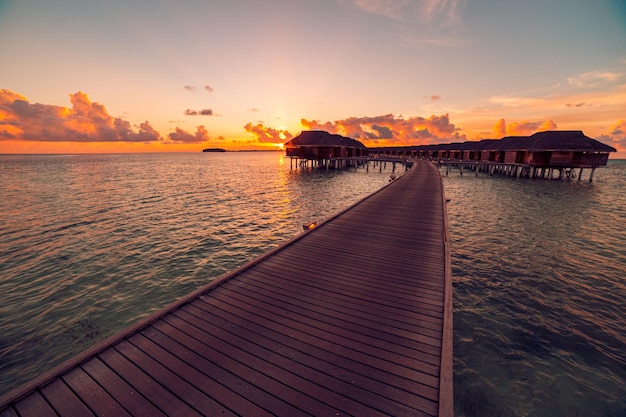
[598,119,626,150]
[184,85,214,92]
[0,89,161,142]
[565,102,588,108]
[567,70,624,87]
[352,0,465,25]
[184,108,214,116]
[167,125,211,143]
[244,123,294,143]
[490,95,545,108]
[493,118,557,137]
[430,95,441,101]
[301,113,464,145]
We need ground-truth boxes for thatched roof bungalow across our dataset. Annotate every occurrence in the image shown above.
[370,131,615,168]
[285,131,367,160]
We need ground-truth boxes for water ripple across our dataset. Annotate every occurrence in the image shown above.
[447,162,626,417]
[0,152,395,395]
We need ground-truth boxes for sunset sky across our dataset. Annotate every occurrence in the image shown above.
[1,0,625,156]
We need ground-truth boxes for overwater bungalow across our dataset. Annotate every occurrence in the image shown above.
[369,131,616,181]
[285,130,368,169]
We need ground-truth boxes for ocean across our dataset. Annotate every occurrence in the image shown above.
[0,152,624,416]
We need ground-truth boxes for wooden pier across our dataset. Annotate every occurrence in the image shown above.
[0,160,453,417]
[288,155,412,172]
[437,159,601,182]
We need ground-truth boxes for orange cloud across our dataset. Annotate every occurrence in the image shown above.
[0,89,161,143]
[244,123,294,143]
[301,113,464,146]
[167,125,211,143]
[598,119,626,152]
[493,118,557,137]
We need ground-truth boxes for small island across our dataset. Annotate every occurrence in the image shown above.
[202,148,226,152]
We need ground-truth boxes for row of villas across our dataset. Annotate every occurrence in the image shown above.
[286,130,616,180]
[368,130,614,168]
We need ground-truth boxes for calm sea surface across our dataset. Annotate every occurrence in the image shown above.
[0,152,624,416]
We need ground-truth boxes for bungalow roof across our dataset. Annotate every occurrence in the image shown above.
[522,131,616,152]
[291,130,616,154]
[286,130,367,149]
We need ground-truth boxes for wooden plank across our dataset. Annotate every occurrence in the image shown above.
[169,306,440,415]
[220,279,443,351]
[141,323,317,417]
[196,296,441,388]
[148,317,410,417]
[0,407,18,417]
[13,392,58,417]
[210,285,443,364]
[98,347,204,417]
[250,259,445,306]
[114,339,238,417]
[228,270,443,336]
[439,170,455,417]
[40,379,95,417]
[130,330,281,417]
[261,246,446,288]
[246,264,445,323]
[179,303,440,401]
[243,263,444,322]
[81,358,167,417]
[62,367,132,417]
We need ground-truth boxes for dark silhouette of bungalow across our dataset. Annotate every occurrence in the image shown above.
[370,131,615,168]
[285,130,368,160]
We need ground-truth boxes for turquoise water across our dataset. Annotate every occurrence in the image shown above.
[0,152,624,416]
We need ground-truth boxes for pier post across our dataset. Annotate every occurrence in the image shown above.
[589,167,596,182]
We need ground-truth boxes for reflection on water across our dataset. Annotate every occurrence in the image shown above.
[445,161,626,417]
[0,152,395,396]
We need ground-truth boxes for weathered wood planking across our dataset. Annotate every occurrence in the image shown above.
[0,159,453,417]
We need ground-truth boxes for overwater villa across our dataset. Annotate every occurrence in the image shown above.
[285,130,368,169]
[291,130,615,181]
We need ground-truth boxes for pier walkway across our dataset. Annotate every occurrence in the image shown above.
[0,160,453,417]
